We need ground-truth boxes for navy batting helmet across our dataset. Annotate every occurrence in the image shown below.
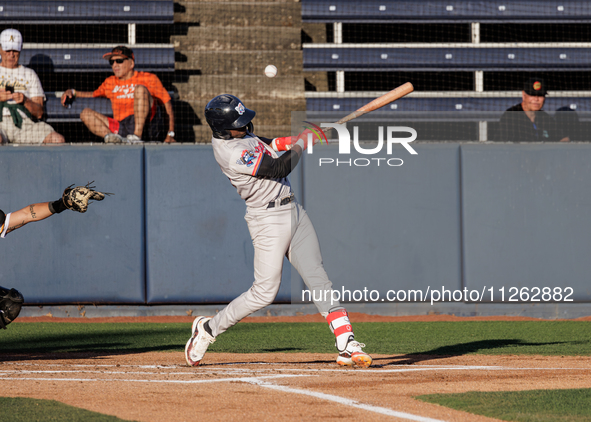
[205,94,256,139]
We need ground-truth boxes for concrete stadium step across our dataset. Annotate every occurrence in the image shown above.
[174,75,305,101]
[175,51,303,76]
[174,1,301,27]
[172,27,301,51]
[172,0,306,142]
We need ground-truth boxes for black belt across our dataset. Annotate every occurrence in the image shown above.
[267,194,294,209]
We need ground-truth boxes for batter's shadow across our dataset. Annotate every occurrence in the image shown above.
[0,327,184,361]
[0,344,183,363]
[0,349,172,362]
[371,338,569,367]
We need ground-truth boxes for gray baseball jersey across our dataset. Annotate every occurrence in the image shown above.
[211,135,291,209]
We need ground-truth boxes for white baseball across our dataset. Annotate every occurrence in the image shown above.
[264,65,278,78]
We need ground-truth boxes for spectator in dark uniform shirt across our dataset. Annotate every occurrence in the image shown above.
[498,78,569,142]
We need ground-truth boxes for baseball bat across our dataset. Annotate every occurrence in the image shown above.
[335,82,414,125]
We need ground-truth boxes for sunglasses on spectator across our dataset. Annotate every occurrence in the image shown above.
[109,58,128,65]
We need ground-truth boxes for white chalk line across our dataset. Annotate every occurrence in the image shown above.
[0,370,222,376]
[245,378,446,422]
[2,372,446,422]
[1,362,175,369]
[0,374,305,384]
[1,365,589,376]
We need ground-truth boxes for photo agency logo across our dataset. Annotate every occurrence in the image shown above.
[301,122,418,167]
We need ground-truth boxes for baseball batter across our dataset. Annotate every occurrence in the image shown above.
[185,94,372,368]
[0,184,109,329]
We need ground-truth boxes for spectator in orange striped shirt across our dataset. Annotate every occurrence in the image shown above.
[61,46,175,144]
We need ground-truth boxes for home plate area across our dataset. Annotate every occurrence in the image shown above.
[1,352,590,422]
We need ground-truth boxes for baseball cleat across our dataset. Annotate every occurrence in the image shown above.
[185,316,215,367]
[336,340,372,368]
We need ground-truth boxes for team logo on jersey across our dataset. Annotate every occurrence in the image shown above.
[235,103,245,115]
[237,149,257,166]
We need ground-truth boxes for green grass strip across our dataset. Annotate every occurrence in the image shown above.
[0,397,136,422]
[1,321,589,356]
[417,389,591,422]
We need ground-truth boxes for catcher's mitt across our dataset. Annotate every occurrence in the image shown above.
[62,181,113,213]
[0,286,24,329]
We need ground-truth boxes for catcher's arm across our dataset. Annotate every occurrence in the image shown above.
[4,202,55,235]
[3,183,111,235]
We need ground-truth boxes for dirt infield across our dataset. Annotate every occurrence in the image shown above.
[5,315,591,422]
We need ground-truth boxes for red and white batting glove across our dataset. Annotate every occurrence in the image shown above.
[271,129,322,152]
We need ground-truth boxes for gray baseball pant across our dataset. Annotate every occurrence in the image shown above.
[209,201,337,338]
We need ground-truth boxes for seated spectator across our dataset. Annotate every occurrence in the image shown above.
[61,46,175,143]
[555,106,585,142]
[498,78,568,143]
[0,29,65,144]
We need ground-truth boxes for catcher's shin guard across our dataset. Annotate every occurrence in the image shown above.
[0,286,24,329]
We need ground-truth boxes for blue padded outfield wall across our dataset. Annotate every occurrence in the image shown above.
[0,143,589,304]
[296,144,462,300]
[144,145,293,304]
[461,145,591,301]
[0,145,145,303]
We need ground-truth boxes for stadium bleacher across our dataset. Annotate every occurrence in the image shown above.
[13,46,174,73]
[303,46,591,71]
[307,96,591,121]
[302,0,591,23]
[0,1,173,24]
[45,97,113,122]
[302,0,591,141]
[0,1,588,141]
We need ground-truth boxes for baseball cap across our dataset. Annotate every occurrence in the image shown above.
[102,45,135,61]
[0,29,23,52]
[524,77,547,96]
